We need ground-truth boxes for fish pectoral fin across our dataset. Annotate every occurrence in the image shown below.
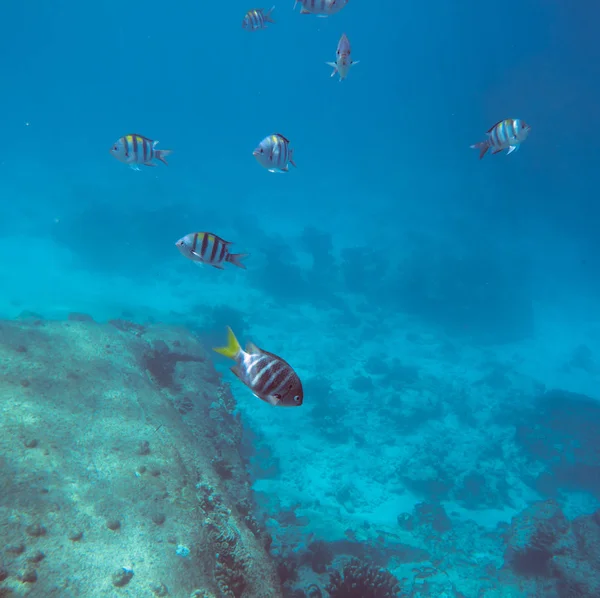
[506,145,518,155]
[352,60,359,66]
[190,251,203,259]
[326,61,338,77]
[129,164,141,171]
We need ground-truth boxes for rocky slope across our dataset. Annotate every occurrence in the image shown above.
[0,315,282,598]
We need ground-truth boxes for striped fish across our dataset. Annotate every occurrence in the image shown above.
[253,133,296,173]
[213,327,303,407]
[293,0,348,16]
[176,232,248,270]
[110,134,173,170]
[470,119,531,160]
[242,6,275,30]
[326,33,358,81]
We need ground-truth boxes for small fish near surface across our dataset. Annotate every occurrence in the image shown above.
[253,133,296,173]
[294,0,348,16]
[326,33,358,81]
[213,327,304,407]
[242,6,275,29]
[470,119,531,159]
[176,232,249,270]
[110,134,173,170]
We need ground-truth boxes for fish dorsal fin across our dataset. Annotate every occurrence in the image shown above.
[130,133,153,143]
[487,120,505,133]
[246,341,261,354]
[274,133,290,143]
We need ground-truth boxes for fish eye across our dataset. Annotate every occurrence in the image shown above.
[293,395,301,403]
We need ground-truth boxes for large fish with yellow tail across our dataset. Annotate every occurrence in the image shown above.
[213,327,303,407]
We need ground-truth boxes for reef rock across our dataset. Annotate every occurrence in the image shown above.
[504,500,600,597]
[0,318,282,597]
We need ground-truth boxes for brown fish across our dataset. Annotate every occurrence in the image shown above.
[213,327,303,407]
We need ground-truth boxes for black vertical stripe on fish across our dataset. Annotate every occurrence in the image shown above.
[142,137,148,163]
[261,360,286,394]
[132,135,138,161]
[247,354,268,382]
[191,233,199,253]
[273,361,292,391]
[209,236,220,262]
[252,358,278,393]
[219,240,227,263]
[124,136,130,158]
[200,232,209,258]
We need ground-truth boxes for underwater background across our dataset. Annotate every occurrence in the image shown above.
[2,0,600,596]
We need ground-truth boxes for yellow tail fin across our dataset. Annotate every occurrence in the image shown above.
[213,326,241,360]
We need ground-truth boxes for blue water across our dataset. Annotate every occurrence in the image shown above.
[3,0,600,596]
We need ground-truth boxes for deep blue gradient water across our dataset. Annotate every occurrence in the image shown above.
[3,0,600,595]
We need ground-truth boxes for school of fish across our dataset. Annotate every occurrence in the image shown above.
[107,1,533,408]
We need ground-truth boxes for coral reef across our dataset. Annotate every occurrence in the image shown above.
[505,500,600,597]
[325,558,401,598]
[0,317,282,597]
[514,388,600,499]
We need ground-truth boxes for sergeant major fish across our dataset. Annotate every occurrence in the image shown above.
[470,119,531,159]
[242,6,275,29]
[176,232,249,270]
[213,327,304,407]
[253,133,296,173]
[326,33,358,81]
[293,0,348,16]
[110,134,173,170]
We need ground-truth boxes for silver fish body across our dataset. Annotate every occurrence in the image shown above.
[326,33,358,81]
[470,119,531,159]
[214,327,303,407]
[176,232,248,270]
[110,134,173,170]
[242,6,275,30]
[253,133,296,173]
[294,0,348,16]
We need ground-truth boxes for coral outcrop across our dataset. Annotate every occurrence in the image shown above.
[0,316,282,597]
[325,559,401,598]
[505,500,600,597]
